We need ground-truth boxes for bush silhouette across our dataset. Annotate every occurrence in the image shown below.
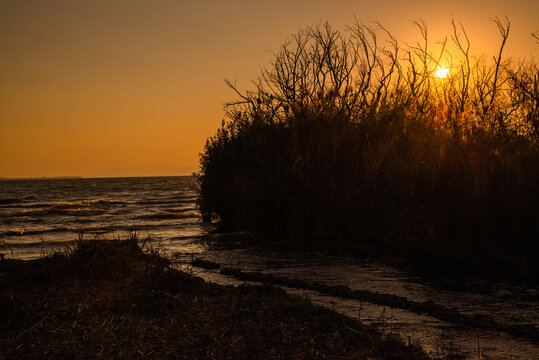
[198,20,539,280]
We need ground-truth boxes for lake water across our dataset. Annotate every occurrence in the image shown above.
[1,176,537,359]
[0,176,206,258]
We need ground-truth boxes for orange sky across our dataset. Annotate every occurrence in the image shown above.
[1,0,538,178]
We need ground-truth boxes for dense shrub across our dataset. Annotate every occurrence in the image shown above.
[198,20,539,279]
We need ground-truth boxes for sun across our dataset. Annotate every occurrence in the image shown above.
[434,67,450,79]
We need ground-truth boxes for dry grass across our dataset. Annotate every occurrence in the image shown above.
[0,239,430,359]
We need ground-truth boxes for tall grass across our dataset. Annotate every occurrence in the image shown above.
[198,19,539,280]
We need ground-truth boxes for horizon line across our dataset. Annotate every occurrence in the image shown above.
[0,174,197,180]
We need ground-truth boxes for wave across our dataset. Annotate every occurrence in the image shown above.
[136,197,196,205]
[163,195,198,202]
[0,198,128,208]
[136,199,180,205]
[0,198,196,219]
[167,234,205,241]
[46,202,106,216]
[3,239,77,248]
[135,211,201,220]
[0,197,197,209]
[1,216,32,221]
[0,201,110,218]
[0,195,38,204]
[82,198,128,205]
[4,232,203,249]
[49,199,124,208]
[0,203,107,220]
[162,207,198,213]
[0,202,52,209]
[0,197,22,205]
[2,228,25,236]
[0,209,48,218]
[1,226,86,237]
[0,223,168,238]
[0,226,75,237]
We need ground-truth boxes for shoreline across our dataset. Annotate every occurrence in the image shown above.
[0,239,430,359]
[191,258,539,343]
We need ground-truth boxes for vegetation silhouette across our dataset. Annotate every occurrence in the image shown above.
[198,19,539,280]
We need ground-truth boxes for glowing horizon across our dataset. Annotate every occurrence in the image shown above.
[1,0,538,178]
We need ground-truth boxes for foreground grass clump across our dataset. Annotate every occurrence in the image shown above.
[0,239,429,359]
[198,19,539,281]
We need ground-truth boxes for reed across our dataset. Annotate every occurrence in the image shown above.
[198,19,539,280]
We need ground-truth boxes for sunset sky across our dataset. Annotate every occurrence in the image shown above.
[1,0,537,178]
